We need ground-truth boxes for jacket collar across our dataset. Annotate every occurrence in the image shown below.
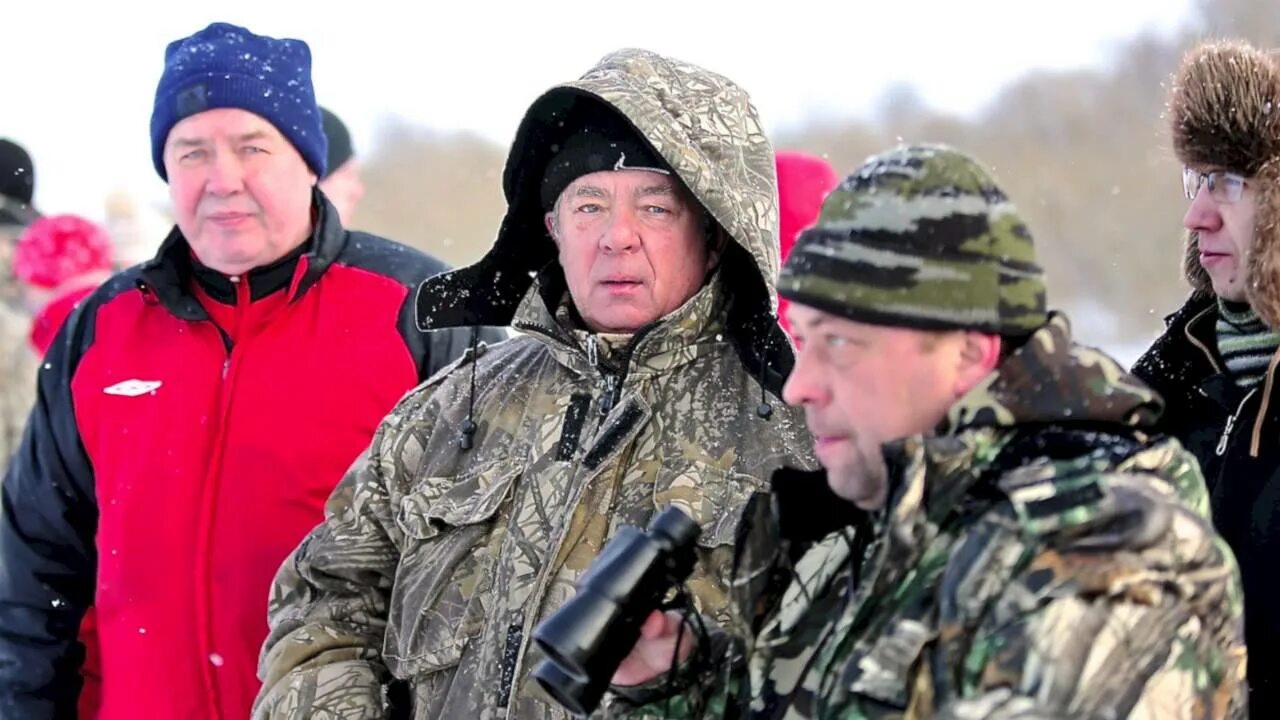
[189,239,310,304]
[1168,293,1224,375]
[1136,294,1238,406]
[511,265,730,380]
[939,312,1162,436]
[137,188,346,318]
[1138,293,1280,458]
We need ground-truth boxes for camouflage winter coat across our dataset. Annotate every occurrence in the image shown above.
[616,314,1247,719]
[255,48,816,720]
[0,300,36,464]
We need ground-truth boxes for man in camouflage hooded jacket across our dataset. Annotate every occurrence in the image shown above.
[254,49,816,719]
[607,144,1247,719]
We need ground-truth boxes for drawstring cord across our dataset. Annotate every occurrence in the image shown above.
[756,315,775,419]
[459,325,480,450]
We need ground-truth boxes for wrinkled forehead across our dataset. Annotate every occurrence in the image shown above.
[165,107,282,147]
[560,169,683,201]
[785,302,854,334]
[785,300,954,346]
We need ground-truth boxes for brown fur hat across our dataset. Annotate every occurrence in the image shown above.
[1169,40,1280,324]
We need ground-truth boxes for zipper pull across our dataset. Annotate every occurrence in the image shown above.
[586,335,599,367]
[1216,388,1258,457]
[221,358,231,381]
[599,375,617,416]
[1216,412,1237,456]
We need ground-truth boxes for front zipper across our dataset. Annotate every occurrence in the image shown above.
[599,374,618,415]
[583,334,617,416]
[512,321,576,353]
[519,319,658,419]
[1217,388,1258,456]
[195,277,252,720]
[584,334,620,416]
[603,322,659,415]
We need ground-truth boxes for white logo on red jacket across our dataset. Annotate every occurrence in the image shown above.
[103,379,163,397]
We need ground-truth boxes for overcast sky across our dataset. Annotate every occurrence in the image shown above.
[5,0,1196,220]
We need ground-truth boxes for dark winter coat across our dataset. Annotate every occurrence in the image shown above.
[1134,293,1280,715]
[1134,38,1280,716]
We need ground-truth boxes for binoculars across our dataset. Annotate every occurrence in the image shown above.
[531,506,702,716]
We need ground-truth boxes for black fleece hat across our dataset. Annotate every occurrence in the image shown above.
[540,116,672,210]
[0,139,35,206]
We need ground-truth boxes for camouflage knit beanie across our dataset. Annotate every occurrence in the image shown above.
[777,143,1047,335]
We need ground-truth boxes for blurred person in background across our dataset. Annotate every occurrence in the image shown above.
[0,138,40,470]
[0,138,40,299]
[774,150,838,336]
[319,107,366,228]
[14,214,117,355]
[12,213,117,716]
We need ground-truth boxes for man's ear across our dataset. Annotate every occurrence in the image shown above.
[544,211,559,246]
[954,331,1002,398]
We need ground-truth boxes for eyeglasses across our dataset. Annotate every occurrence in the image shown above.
[1183,167,1248,203]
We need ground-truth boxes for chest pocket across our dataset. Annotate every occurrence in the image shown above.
[650,460,759,546]
[383,462,519,677]
[837,617,937,710]
[649,460,763,624]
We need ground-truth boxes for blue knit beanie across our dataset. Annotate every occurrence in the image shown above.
[149,22,327,180]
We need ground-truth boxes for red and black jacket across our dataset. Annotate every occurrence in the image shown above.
[0,191,500,719]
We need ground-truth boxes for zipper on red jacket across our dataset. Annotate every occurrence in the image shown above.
[192,276,251,720]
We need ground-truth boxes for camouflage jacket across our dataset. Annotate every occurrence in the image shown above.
[0,300,36,464]
[255,48,816,720]
[616,314,1247,719]
[1,220,38,464]
[0,221,24,309]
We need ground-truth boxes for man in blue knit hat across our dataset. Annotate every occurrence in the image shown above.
[0,22,495,719]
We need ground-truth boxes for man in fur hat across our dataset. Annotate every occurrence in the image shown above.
[1133,38,1280,715]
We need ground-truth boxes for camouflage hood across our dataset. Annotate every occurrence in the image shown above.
[415,49,787,378]
[939,312,1163,435]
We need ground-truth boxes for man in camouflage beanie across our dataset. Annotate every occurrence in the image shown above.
[607,144,1247,719]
